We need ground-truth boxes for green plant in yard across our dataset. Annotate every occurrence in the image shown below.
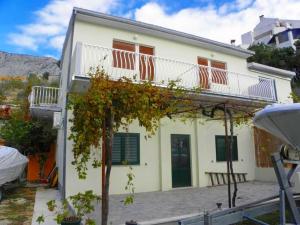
[36,190,100,225]
[124,166,135,205]
[0,115,57,155]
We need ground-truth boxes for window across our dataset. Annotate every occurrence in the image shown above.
[112,40,155,80]
[292,29,300,40]
[112,40,135,70]
[139,45,155,81]
[215,135,238,162]
[198,57,209,89]
[198,57,227,89]
[210,60,227,85]
[112,133,140,165]
[277,32,289,44]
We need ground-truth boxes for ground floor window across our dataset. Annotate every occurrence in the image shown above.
[215,135,238,162]
[112,133,140,165]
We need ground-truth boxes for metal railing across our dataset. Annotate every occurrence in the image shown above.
[30,86,60,108]
[71,42,277,101]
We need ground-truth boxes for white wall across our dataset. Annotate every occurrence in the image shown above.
[197,120,256,186]
[61,18,292,196]
[71,19,291,102]
[65,115,257,196]
[72,20,249,78]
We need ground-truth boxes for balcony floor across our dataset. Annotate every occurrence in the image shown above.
[30,106,61,119]
[70,76,276,109]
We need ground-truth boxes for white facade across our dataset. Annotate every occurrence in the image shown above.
[30,8,295,197]
[241,15,300,49]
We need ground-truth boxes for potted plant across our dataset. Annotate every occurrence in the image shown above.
[36,190,100,225]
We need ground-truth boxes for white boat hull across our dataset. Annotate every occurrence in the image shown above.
[253,103,300,151]
[0,146,28,186]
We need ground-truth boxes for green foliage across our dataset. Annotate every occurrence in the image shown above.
[69,190,101,218]
[0,114,57,155]
[248,43,297,71]
[36,215,45,224]
[124,166,135,205]
[38,191,100,225]
[68,69,193,179]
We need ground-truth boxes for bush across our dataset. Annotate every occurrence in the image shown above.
[0,116,57,155]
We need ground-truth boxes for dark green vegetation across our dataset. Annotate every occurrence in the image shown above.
[247,41,300,72]
[0,73,57,156]
[248,41,300,101]
[0,117,57,155]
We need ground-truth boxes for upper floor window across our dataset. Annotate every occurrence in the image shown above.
[112,40,154,81]
[113,40,135,70]
[198,57,228,89]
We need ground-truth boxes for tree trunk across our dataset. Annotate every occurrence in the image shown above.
[228,110,238,207]
[101,111,114,225]
[223,105,231,208]
[101,120,107,225]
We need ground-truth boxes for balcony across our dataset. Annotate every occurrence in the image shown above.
[29,86,61,118]
[70,42,277,104]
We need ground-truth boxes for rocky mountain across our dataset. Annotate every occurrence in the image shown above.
[0,51,60,77]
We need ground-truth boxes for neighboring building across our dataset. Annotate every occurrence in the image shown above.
[29,8,294,198]
[241,15,300,49]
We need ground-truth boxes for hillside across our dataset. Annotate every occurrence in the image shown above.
[0,51,60,77]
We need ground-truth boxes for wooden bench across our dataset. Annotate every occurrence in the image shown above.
[205,172,247,186]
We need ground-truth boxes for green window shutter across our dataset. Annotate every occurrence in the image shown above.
[124,133,140,164]
[215,135,238,162]
[112,133,140,165]
[112,134,122,164]
[216,136,226,162]
[232,136,238,161]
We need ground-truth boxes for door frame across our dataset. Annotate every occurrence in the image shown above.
[170,134,192,188]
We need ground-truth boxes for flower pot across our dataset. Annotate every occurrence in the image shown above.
[125,220,137,225]
[61,217,81,225]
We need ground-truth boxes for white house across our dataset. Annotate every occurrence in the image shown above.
[241,15,300,49]
[29,8,294,198]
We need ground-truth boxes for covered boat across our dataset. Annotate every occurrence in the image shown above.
[0,146,28,186]
[253,103,300,150]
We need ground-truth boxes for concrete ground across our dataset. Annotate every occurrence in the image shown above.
[92,181,279,225]
[31,182,279,225]
[31,188,61,225]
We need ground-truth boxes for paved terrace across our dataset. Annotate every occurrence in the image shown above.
[91,181,278,225]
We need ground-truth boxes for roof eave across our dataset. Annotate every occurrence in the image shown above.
[247,62,295,78]
[73,7,253,59]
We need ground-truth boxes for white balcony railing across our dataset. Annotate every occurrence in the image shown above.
[71,42,277,101]
[30,86,61,109]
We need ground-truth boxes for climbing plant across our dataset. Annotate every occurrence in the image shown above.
[68,68,258,225]
[68,68,198,225]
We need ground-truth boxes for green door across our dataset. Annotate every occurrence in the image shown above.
[171,134,191,188]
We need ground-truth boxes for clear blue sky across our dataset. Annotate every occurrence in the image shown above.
[0,0,298,59]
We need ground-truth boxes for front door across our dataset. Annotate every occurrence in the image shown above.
[171,134,191,188]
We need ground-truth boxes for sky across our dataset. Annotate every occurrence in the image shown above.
[0,0,300,59]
